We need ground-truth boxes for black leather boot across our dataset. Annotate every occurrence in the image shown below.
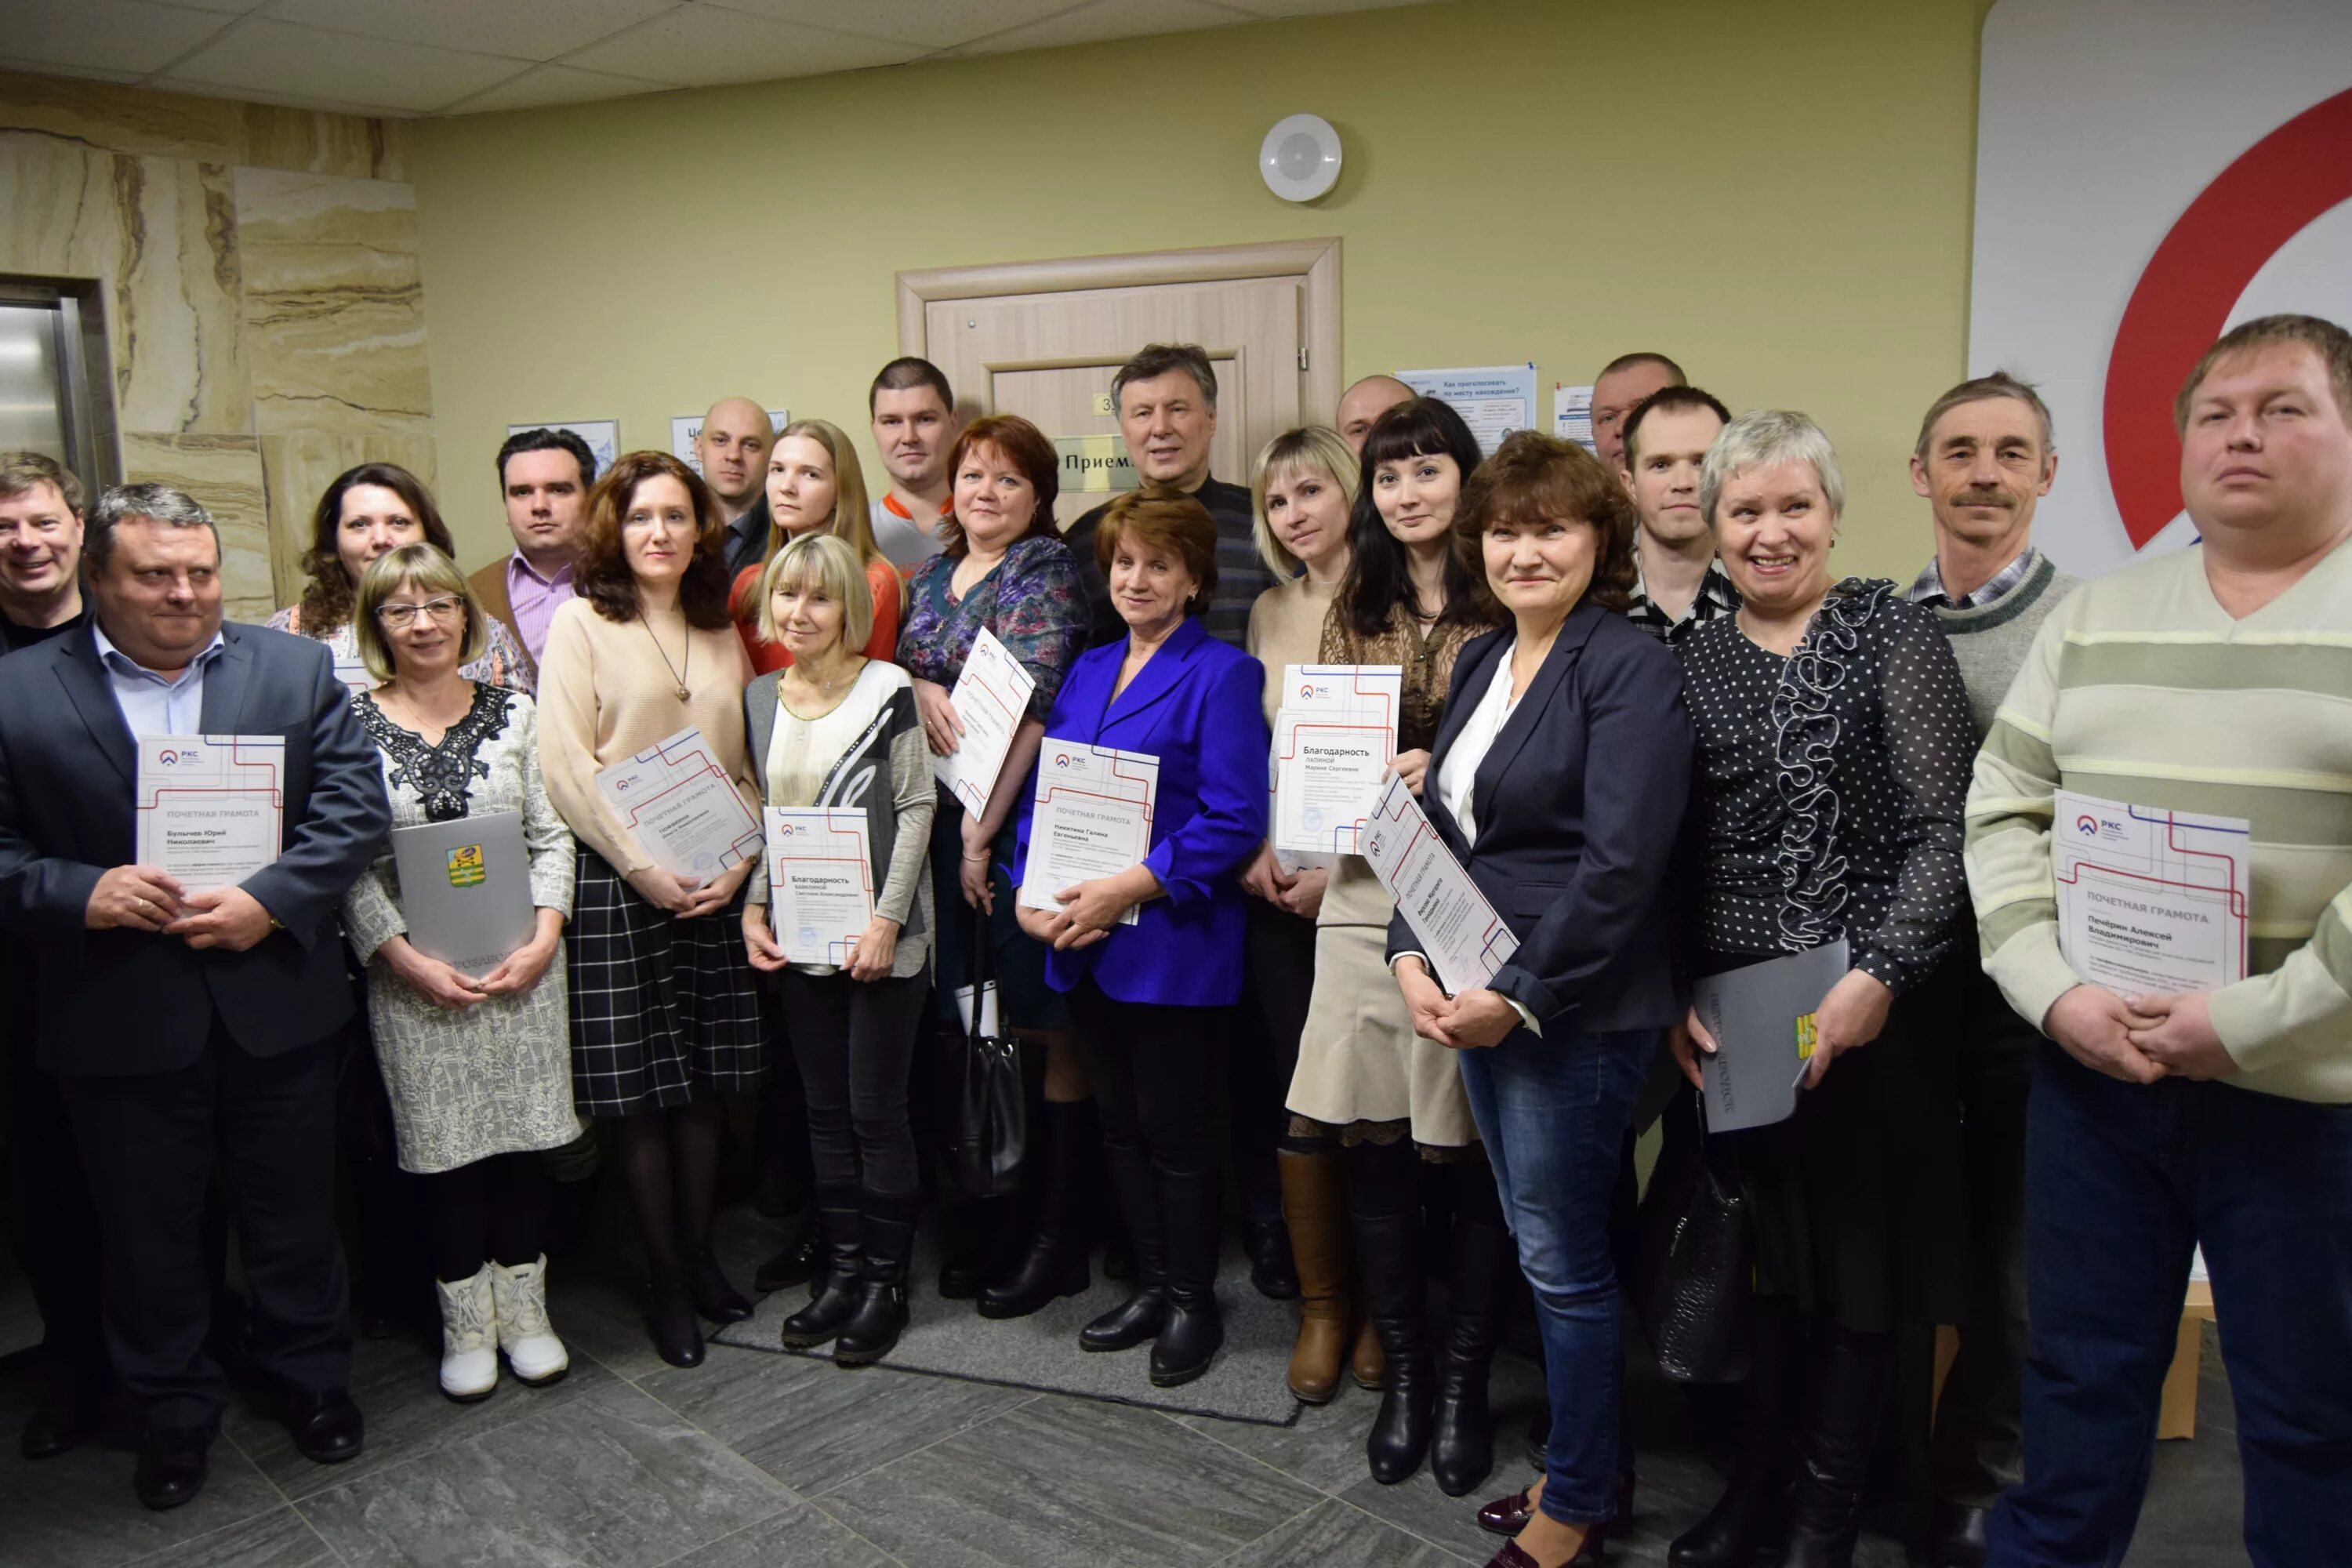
[981,1100,1094,1319]
[1354,1207,1435,1484]
[644,1267,705,1368]
[754,1207,823,1294]
[1149,1166,1225,1387]
[1671,1303,1795,1568]
[834,1190,916,1367]
[1082,1140,1167,1351]
[1244,1215,1300,1300]
[1781,1330,1893,1568]
[779,1189,862,1348]
[1431,1211,1511,1497]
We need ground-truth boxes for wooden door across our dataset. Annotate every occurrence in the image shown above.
[899,240,1341,528]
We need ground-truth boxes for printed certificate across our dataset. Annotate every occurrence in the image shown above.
[1018,741,1158,927]
[932,626,1037,818]
[1360,771,1517,996]
[2054,790,2250,995]
[594,725,763,879]
[764,808,874,967]
[134,735,285,893]
[1272,664,1401,856]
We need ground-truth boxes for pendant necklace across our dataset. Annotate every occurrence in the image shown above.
[644,613,691,703]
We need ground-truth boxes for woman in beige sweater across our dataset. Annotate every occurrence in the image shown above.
[537,451,764,1370]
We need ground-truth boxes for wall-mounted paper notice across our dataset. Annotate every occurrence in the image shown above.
[508,420,619,477]
[670,410,792,474]
[1554,384,1595,453]
[1395,365,1537,456]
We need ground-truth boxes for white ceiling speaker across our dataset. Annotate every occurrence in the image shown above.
[1260,113,1342,203]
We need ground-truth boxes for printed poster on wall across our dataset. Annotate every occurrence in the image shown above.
[1395,365,1537,456]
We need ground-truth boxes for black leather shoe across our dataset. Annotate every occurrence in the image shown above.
[284,1390,365,1465]
[685,1247,753,1323]
[1080,1285,1167,1351]
[978,1232,1089,1319]
[1932,1501,1991,1567]
[1149,1296,1224,1386]
[754,1210,823,1294]
[1244,1218,1300,1300]
[134,1428,211,1510]
[834,1190,915,1367]
[647,1272,706,1367]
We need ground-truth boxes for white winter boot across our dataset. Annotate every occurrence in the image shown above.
[490,1255,570,1386]
[435,1265,499,1402]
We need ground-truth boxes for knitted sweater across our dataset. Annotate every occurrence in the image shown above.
[1965,536,2352,1103]
[1932,552,2082,741]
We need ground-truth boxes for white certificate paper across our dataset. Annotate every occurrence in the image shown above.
[134,735,285,893]
[595,726,763,879]
[1272,663,1401,856]
[1018,741,1158,927]
[764,808,874,966]
[2054,790,2250,995]
[932,627,1037,818]
[1361,771,1518,996]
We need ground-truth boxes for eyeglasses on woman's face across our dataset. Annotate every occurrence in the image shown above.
[376,594,466,629]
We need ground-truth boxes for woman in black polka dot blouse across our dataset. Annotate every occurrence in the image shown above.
[1664,410,1976,1568]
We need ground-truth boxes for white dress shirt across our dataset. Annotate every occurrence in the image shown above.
[92,621,227,739]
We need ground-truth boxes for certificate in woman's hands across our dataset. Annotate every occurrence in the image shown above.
[1017,741,1157,927]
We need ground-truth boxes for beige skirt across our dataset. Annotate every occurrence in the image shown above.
[1285,856,1478,1148]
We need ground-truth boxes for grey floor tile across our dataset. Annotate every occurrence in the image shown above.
[544,1263,681,1384]
[0,1425,285,1568]
[296,1377,795,1568]
[217,1325,613,1499]
[1224,1496,1479,1566]
[134,1507,340,1568]
[1334,1467,1509,1563]
[640,1340,1034,1496]
[1176,1382,1387,1495]
[815,1394,1320,1568]
[662,1498,898,1568]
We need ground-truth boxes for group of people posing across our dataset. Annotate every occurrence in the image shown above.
[2,314,2348,1568]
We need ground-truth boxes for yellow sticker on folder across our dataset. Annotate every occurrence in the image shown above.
[446,844,486,888]
[1794,1011,1818,1060]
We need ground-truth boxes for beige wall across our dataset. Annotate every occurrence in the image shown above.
[0,72,432,618]
[409,0,1991,584]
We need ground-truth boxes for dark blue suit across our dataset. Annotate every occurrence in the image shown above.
[1015,614,1267,1006]
[0,617,390,1432]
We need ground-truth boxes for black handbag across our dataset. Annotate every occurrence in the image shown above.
[1633,1103,1753,1385]
[946,906,1028,1199]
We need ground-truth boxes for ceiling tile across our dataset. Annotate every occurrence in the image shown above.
[162,18,527,113]
[702,0,1076,50]
[267,0,680,64]
[960,0,1251,55]
[566,6,924,86]
[6,0,234,75]
[443,63,682,115]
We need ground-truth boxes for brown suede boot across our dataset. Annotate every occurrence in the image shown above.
[1279,1149,1351,1403]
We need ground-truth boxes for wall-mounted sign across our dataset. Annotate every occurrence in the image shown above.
[1396,364,1537,456]
[1057,434,1136,495]
[670,409,792,476]
[508,419,618,477]
[1092,391,1116,416]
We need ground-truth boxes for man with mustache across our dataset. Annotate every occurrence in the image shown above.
[866,358,960,573]
[1908,372,2076,1566]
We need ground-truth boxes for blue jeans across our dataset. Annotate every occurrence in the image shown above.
[1459,1024,1654,1526]
[1990,1042,2352,1567]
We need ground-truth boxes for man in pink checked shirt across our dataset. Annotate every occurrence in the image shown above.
[469,426,596,693]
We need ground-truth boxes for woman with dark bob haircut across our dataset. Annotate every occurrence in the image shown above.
[1399,432,1691,1568]
[270,461,531,690]
[535,450,766,1368]
[1014,487,1268,1387]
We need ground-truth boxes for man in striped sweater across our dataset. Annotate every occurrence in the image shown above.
[1965,314,2352,1568]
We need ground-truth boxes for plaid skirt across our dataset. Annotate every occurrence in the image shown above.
[568,844,765,1117]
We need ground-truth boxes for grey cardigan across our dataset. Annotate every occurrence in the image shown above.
[743,664,936,978]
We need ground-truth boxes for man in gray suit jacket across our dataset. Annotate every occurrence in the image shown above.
[0,484,390,1512]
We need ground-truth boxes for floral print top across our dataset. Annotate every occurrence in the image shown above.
[897,535,1087,721]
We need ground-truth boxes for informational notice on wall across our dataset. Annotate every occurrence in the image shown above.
[507,420,619,477]
[670,409,791,474]
[1395,364,1537,456]
[1554,383,1595,452]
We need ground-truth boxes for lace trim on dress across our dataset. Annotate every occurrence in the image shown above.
[357,684,514,823]
[1766,578,1892,953]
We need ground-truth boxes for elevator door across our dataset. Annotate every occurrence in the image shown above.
[0,303,69,459]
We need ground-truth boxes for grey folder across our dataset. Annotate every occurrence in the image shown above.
[1691,938,1850,1134]
[390,811,535,975]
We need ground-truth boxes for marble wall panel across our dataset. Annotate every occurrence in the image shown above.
[242,104,408,182]
[0,131,123,279]
[0,71,248,164]
[260,432,439,608]
[112,156,252,436]
[235,169,430,440]
[120,432,274,621]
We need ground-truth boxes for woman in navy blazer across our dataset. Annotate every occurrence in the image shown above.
[1014,488,1267,1388]
[1384,434,1692,1568]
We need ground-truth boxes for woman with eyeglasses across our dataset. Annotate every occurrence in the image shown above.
[341,544,579,1403]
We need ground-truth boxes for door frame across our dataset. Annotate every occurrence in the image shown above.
[895,237,1343,426]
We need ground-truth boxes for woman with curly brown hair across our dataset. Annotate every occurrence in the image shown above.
[535,450,766,1369]
[269,462,530,690]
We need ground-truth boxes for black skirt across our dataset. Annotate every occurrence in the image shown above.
[1710,954,1969,1334]
[567,844,765,1118]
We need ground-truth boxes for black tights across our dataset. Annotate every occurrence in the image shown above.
[1343,1133,1503,1230]
[612,1100,726,1276]
[419,1151,556,1284]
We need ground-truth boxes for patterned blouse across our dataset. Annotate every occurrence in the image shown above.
[269,602,534,695]
[1316,601,1491,754]
[897,535,1088,721]
[1675,578,1975,993]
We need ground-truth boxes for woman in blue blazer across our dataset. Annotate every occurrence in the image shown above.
[1014,488,1268,1388]
[1385,433,1692,1568]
